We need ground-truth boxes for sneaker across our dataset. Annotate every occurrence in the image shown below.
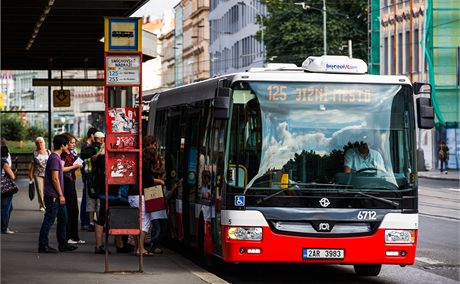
[77,239,86,244]
[59,244,78,252]
[445,171,448,174]
[38,246,58,253]
[39,207,46,212]
[151,247,163,254]
[4,229,14,234]
[116,245,134,253]
[95,245,111,254]
[67,239,78,244]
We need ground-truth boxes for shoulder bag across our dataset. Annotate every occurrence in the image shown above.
[1,175,19,196]
[144,185,165,213]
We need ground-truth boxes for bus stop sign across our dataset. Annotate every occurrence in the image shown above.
[53,90,71,107]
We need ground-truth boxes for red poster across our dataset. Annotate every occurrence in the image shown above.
[106,107,139,134]
[106,135,139,150]
[107,152,138,184]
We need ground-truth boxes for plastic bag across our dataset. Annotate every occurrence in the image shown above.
[28,180,35,201]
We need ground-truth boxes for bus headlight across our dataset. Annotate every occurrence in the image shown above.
[385,230,415,243]
[228,227,263,241]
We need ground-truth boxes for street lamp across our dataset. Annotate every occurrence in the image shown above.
[295,1,327,55]
[237,1,265,63]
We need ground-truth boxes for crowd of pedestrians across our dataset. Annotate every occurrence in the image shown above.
[2,129,169,256]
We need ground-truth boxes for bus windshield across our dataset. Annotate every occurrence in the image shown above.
[227,81,416,194]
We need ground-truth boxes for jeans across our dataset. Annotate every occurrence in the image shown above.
[440,160,448,172]
[38,195,68,249]
[150,219,167,248]
[1,195,13,233]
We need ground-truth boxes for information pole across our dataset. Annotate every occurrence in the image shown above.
[103,17,143,272]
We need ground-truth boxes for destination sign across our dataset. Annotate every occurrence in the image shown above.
[106,55,140,85]
[266,85,373,104]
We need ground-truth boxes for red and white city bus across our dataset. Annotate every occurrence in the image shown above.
[146,55,434,276]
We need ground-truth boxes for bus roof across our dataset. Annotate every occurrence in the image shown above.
[231,71,411,85]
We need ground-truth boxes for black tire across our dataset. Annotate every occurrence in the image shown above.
[354,264,382,276]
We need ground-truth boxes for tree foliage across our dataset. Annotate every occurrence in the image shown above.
[260,0,368,66]
[0,114,26,141]
[27,125,48,141]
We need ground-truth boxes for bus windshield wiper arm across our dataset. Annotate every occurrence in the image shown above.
[255,188,290,205]
[356,192,399,207]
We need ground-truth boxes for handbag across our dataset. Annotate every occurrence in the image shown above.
[144,185,165,213]
[29,180,35,200]
[1,175,19,196]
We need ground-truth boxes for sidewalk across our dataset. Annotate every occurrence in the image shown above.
[1,178,228,284]
[418,169,460,182]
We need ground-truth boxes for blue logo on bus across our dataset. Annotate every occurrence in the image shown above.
[234,195,245,207]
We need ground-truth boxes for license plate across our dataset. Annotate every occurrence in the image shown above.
[302,248,344,260]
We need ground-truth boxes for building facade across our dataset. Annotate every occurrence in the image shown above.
[209,0,266,76]
[182,0,210,84]
[378,0,459,169]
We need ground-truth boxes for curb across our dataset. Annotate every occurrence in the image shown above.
[418,173,460,182]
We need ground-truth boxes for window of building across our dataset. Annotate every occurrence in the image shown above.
[405,31,410,74]
[414,28,419,73]
[390,35,395,74]
[398,32,403,74]
[384,37,388,75]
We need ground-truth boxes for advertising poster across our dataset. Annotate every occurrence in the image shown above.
[107,107,139,134]
[106,135,139,150]
[107,152,138,184]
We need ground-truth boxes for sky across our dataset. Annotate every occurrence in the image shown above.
[132,0,180,19]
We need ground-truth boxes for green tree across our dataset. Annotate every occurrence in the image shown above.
[27,125,48,141]
[0,113,26,141]
[261,0,368,66]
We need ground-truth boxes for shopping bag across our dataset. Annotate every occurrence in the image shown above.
[144,185,165,213]
[29,180,35,200]
[1,175,19,196]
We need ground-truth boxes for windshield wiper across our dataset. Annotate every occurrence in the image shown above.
[255,187,291,205]
[356,192,399,208]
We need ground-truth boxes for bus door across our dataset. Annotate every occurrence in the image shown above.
[183,111,201,246]
[165,109,185,241]
[209,118,228,254]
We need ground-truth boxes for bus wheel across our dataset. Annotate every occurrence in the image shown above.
[353,264,382,276]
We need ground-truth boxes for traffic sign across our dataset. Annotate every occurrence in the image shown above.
[53,89,71,107]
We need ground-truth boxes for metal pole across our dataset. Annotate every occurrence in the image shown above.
[323,0,327,55]
[261,14,264,63]
[47,68,52,145]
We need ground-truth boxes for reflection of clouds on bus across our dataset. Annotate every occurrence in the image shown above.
[246,121,332,188]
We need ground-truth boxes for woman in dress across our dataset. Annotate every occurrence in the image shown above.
[28,137,51,211]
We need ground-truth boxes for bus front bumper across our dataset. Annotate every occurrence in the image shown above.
[222,226,417,264]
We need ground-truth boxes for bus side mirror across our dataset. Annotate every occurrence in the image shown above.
[413,82,431,94]
[416,97,434,129]
[214,87,231,120]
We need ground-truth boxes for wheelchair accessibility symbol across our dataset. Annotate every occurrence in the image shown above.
[234,195,245,207]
